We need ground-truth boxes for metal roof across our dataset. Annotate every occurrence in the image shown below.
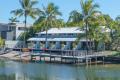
[28,38,87,42]
[37,27,85,34]
[37,26,110,34]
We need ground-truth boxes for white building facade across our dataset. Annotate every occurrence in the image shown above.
[2,22,32,48]
[28,26,110,50]
[28,27,92,50]
[8,23,32,40]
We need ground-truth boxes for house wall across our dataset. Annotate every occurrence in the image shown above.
[15,23,32,40]
[0,23,31,40]
[6,31,14,40]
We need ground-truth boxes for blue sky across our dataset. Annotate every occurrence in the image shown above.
[0,0,120,24]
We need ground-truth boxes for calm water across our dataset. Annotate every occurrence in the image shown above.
[0,60,120,80]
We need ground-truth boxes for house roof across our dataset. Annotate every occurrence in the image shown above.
[37,27,85,34]
[28,38,87,42]
[28,26,111,42]
[37,26,110,34]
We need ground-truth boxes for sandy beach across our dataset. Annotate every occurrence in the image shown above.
[0,51,31,61]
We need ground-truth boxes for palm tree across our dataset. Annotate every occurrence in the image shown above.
[115,15,120,22]
[67,10,83,26]
[103,15,113,39]
[0,37,5,48]
[103,14,118,50]
[9,17,19,23]
[87,12,107,50]
[111,16,120,50]
[11,0,40,47]
[80,0,99,54]
[35,3,62,49]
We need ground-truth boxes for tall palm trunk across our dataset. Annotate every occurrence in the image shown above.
[24,12,27,47]
[85,20,89,55]
[110,29,113,49]
[45,28,48,49]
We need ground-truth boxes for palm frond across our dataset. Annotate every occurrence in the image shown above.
[11,9,24,17]
[30,0,39,7]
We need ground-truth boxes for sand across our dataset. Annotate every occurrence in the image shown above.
[0,51,31,61]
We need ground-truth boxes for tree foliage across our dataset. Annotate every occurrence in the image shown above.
[11,0,40,42]
[10,0,120,51]
[0,37,5,48]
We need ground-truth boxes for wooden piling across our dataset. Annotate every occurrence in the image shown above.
[95,56,97,65]
[103,56,105,65]
[50,57,51,62]
[39,56,41,61]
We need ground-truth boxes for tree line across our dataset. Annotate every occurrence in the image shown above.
[10,0,120,51]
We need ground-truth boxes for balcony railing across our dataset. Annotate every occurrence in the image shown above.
[34,34,85,38]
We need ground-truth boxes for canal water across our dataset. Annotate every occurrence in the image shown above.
[0,60,120,80]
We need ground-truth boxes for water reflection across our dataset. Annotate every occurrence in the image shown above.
[0,60,120,80]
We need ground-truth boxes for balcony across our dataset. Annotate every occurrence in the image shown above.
[35,33,85,38]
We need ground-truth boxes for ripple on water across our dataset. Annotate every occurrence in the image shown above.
[0,60,120,80]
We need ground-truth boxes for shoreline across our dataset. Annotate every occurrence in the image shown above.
[0,51,120,65]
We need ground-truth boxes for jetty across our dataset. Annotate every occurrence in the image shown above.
[31,50,104,64]
[10,48,115,64]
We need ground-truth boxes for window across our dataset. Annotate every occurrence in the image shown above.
[9,26,15,31]
[18,27,26,30]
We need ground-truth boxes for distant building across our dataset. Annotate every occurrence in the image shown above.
[0,22,32,40]
[0,22,32,48]
[0,23,11,40]
[15,23,32,40]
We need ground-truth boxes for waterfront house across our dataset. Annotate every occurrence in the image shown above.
[28,26,110,51]
[0,22,32,48]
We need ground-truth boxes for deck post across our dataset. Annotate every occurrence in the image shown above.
[44,56,45,61]
[50,57,51,62]
[73,51,76,64]
[40,56,41,61]
[103,56,105,65]
[85,50,88,66]
[95,56,97,65]
[61,57,62,63]
[90,58,91,66]
[54,57,55,62]
[76,58,79,64]
[31,55,33,61]
[61,50,63,63]
[86,57,88,66]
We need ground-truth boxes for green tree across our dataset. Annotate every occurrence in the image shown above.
[103,14,118,50]
[0,37,5,48]
[80,0,99,53]
[11,0,40,46]
[111,16,120,50]
[18,26,36,41]
[34,3,62,48]
[87,13,107,51]
[103,15,113,40]
[9,17,19,23]
[67,10,83,26]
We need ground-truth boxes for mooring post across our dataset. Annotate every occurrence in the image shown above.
[39,56,41,61]
[90,58,91,66]
[31,55,33,61]
[95,56,97,65]
[44,56,45,61]
[61,57,62,63]
[61,50,63,63]
[103,56,105,65]
[85,50,88,66]
[54,57,55,62]
[86,57,88,66]
[50,57,51,62]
